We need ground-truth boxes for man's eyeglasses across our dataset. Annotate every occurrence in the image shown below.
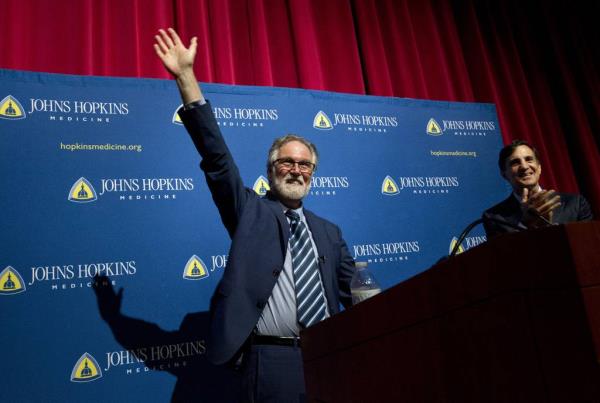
[273,158,315,173]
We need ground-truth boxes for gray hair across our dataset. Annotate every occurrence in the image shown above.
[266,134,319,174]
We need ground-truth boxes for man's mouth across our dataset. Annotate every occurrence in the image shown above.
[285,177,303,185]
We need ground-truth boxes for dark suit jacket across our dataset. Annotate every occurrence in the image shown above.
[483,192,593,239]
[179,102,354,365]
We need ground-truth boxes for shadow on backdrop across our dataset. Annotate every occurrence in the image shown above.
[92,275,241,402]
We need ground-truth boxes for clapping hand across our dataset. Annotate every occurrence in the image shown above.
[520,187,561,227]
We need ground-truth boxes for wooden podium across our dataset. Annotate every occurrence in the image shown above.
[301,222,600,402]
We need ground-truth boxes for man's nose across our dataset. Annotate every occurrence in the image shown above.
[289,163,302,174]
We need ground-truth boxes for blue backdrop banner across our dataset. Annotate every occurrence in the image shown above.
[0,69,509,402]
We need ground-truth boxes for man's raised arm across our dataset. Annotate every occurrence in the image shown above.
[153,28,204,105]
[153,27,247,238]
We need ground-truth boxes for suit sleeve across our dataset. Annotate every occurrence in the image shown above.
[335,226,355,309]
[482,211,510,239]
[178,102,250,238]
[482,212,499,239]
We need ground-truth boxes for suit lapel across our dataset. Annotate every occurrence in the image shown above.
[303,210,324,258]
[263,192,291,246]
[303,210,334,297]
[551,192,567,223]
[503,195,528,230]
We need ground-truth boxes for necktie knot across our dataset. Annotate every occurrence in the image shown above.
[285,209,300,223]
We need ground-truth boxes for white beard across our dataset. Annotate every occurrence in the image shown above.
[272,173,311,201]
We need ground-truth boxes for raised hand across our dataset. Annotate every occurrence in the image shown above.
[154,28,197,78]
[154,28,203,105]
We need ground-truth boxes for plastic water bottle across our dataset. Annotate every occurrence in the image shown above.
[350,262,382,305]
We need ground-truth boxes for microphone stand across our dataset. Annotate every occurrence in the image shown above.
[449,218,484,257]
[449,216,527,258]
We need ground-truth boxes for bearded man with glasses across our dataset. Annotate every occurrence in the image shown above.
[154,28,355,403]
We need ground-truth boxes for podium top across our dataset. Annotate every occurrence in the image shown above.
[302,221,600,360]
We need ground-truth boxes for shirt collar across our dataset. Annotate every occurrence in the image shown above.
[279,201,305,220]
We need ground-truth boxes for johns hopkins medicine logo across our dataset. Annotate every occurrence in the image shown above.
[353,240,421,264]
[381,176,400,196]
[253,176,270,196]
[182,253,229,281]
[68,176,195,203]
[173,105,279,128]
[183,255,210,280]
[313,111,333,130]
[381,175,459,195]
[68,177,98,203]
[313,110,398,133]
[4,95,130,124]
[0,95,26,120]
[70,353,103,382]
[426,116,496,137]
[0,266,26,295]
[426,118,442,136]
[448,235,486,255]
[172,104,184,125]
[449,237,465,255]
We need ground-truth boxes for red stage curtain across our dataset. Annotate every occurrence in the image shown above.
[1,0,598,215]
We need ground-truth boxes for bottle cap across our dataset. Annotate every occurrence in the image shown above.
[355,261,368,269]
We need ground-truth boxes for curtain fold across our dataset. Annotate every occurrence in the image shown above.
[1,0,597,214]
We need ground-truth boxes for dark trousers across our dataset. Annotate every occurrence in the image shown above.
[240,344,306,403]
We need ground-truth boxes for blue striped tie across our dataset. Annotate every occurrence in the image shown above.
[286,210,327,328]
